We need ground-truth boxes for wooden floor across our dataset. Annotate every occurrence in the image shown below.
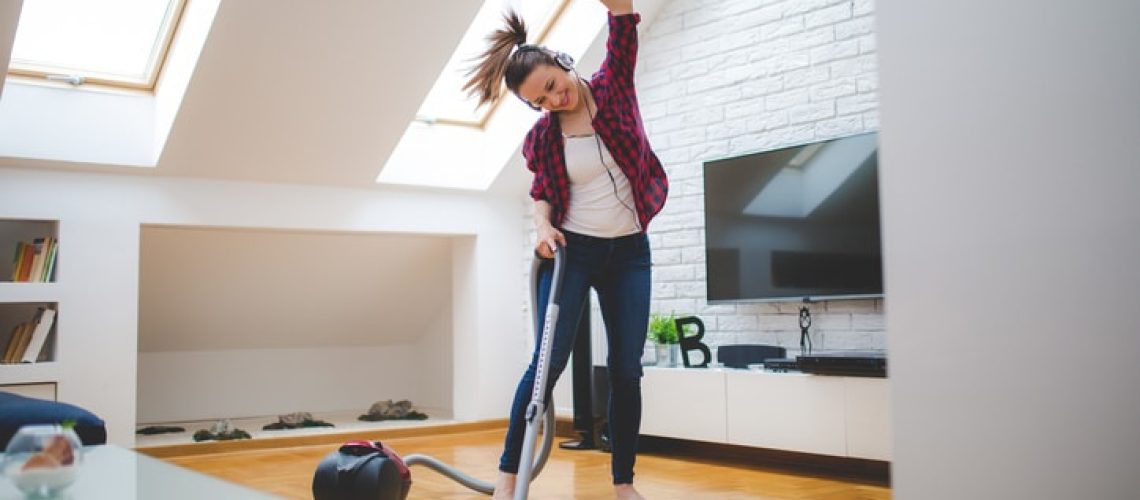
[161,428,891,499]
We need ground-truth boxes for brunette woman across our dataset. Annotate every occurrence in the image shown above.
[464,1,667,498]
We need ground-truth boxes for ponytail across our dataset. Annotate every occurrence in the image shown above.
[463,10,529,108]
[464,10,562,108]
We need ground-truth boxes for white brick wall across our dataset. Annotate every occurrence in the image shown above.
[638,0,884,359]
[520,0,885,363]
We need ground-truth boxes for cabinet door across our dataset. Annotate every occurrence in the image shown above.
[640,367,726,443]
[726,371,847,456]
[845,377,892,460]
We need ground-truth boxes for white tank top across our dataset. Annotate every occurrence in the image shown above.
[561,135,640,238]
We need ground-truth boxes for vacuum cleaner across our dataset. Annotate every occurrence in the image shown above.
[314,247,566,500]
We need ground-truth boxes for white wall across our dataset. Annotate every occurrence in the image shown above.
[635,0,883,356]
[137,346,425,423]
[877,0,1140,498]
[0,167,528,445]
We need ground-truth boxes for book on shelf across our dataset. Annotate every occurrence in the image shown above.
[42,238,59,282]
[13,242,33,282]
[2,323,31,364]
[1,307,57,364]
[2,323,27,363]
[20,307,56,363]
[8,237,58,282]
[9,242,22,281]
[27,238,46,284]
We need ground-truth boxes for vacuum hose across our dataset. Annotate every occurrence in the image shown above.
[403,249,564,496]
[401,406,554,495]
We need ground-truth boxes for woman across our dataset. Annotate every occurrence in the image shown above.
[464,0,666,498]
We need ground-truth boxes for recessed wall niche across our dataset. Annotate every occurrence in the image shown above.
[136,225,454,435]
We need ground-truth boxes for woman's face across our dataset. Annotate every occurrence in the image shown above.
[517,64,580,112]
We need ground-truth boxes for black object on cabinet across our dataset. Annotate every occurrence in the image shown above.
[560,305,611,452]
[718,344,788,369]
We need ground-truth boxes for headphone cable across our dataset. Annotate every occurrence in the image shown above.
[573,74,641,232]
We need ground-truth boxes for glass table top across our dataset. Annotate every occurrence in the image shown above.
[1,444,279,499]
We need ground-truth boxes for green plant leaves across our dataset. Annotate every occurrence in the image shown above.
[648,313,680,344]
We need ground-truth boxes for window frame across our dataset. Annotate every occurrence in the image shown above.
[426,0,572,129]
[6,0,188,92]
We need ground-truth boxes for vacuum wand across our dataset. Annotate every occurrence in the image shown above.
[403,246,565,499]
[515,245,565,500]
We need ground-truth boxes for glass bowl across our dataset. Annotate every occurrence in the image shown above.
[3,425,84,497]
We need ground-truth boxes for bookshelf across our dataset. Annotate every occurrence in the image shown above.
[0,219,60,399]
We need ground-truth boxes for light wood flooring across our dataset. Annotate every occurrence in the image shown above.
[158,426,890,499]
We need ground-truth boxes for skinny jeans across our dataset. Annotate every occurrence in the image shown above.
[499,230,651,485]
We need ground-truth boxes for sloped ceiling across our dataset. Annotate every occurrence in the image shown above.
[156,0,481,187]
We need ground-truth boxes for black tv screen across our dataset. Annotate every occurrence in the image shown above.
[703,132,883,302]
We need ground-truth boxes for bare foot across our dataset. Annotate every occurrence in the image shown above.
[614,483,645,499]
[492,472,517,500]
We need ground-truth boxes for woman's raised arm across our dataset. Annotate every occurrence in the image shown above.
[599,0,633,16]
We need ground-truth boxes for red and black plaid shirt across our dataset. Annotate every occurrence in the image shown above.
[523,12,669,232]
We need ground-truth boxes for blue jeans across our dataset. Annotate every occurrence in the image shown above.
[498,230,652,485]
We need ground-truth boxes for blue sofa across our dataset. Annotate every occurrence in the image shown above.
[0,391,106,448]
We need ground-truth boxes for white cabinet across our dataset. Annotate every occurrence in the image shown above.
[641,367,891,460]
[844,376,892,460]
[726,370,847,456]
[641,366,727,443]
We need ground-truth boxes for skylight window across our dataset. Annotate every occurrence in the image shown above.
[378,0,608,190]
[415,0,568,127]
[9,0,185,90]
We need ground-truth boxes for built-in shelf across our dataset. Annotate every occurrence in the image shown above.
[1,219,62,387]
[0,361,62,385]
[1,219,59,284]
[0,282,60,303]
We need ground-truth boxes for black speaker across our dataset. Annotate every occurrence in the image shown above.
[560,303,610,452]
[717,344,787,369]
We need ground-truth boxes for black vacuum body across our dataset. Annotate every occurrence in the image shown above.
[312,440,412,500]
[311,248,566,499]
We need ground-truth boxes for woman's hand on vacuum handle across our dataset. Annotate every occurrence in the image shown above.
[534,201,565,259]
[536,224,564,259]
[599,0,633,16]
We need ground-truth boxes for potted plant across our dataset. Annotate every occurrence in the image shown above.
[648,313,681,367]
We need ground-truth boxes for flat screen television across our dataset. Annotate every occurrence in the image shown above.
[703,131,883,303]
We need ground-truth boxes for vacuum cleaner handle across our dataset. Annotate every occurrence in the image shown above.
[534,244,564,398]
[514,245,564,500]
